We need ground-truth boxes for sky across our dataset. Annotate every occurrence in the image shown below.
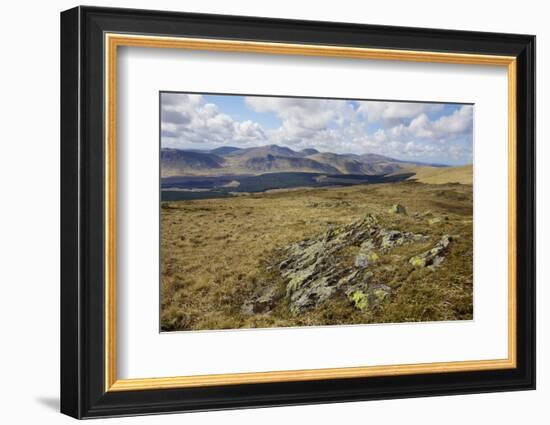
[160,92,473,165]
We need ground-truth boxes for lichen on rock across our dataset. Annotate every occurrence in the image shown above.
[409,234,453,268]
[347,283,392,311]
[241,285,283,315]
[240,206,453,316]
[388,203,407,215]
[350,290,368,310]
[378,229,428,251]
[354,240,379,268]
[273,212,426,314]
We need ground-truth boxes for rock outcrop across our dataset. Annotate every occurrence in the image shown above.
[409,235,453,268]
[388,203,407,215]
[378,229,428,251]
[241,208,454,316]
[241,286,282,315]
[348,283,392,311]
[279,214,380,314]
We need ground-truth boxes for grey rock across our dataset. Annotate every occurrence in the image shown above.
[347,283,392,311]
[241,286,282,315]
[378,229,429,251]
[354,240,378,268]
[279,214,381,313]
[388,203,407,215]
[242,212,433,315]
[275,213,413,313]
[409,234,453,268]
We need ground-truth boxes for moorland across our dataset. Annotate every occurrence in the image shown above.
[160,145,473,331]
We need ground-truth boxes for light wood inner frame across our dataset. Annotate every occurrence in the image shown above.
[104,33,518,392]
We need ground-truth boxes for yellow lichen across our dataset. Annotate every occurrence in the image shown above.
[351,290,368,310]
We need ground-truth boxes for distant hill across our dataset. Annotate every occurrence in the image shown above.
[307,152,374,174]
[161,148,225,176]
[358,153,397,162]
[244,154,340,174]
[405,165,473,185]
[225,144,303,159]
[161,144,455,177]
[209,146,242,156]
[300,148,319,156]
[358,153,448,168]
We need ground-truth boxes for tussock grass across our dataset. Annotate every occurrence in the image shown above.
[405,165,473,185]
[161,181,473,331]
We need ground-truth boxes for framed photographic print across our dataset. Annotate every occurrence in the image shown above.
[60,6,535,419]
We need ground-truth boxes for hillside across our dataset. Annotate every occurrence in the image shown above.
[161,144,450,177]
[243,155,340,174]
[406,165,473,185]
[161,148,225,176]
[225,144,302,159]
[209,146,241,155]
[161,181,473,331]
[307,152,383,174]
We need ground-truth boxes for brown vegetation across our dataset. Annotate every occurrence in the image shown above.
[405,165,473,185]
[160,181,473,331]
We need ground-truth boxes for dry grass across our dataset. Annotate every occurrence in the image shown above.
[160,181,473,331]
[405,165,473,185]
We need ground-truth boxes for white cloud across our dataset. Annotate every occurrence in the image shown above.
[245,96,365,152]
[374,105,473,144]
[357,101,444,125]
[245,97,352,130]
[432,105,473,134]
[364,105,473,164]
[161,94,267,148]
[161,93,473,165]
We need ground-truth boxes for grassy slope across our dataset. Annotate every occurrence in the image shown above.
[160,181,473,331]
[406,165,473,185]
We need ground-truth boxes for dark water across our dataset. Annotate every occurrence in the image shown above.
[161,172,414,201]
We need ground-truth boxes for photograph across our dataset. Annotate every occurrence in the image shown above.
[159,92,474,331]
[57,4,536,419]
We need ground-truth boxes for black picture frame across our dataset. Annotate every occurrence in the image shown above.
[61,5,535,419]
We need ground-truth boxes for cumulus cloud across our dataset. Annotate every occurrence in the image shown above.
[364,105,473,163]
[161,93,473,165]
[380,105,472,141]
[245,97,353,130]
[357,101,444,126]
[245,96,367,152]
[161,94,267,148]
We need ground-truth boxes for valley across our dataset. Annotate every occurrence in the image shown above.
[160,144,457,201]
[158,94,475,332]
[161,171,416,201]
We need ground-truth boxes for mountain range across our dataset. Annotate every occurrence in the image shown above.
[160,144,448,177]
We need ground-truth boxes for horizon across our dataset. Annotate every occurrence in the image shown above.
[161,93,474,166]
[161,144,472,167]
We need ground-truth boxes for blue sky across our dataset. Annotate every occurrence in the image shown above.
[202,94,282,130]
[161,92,473,165]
